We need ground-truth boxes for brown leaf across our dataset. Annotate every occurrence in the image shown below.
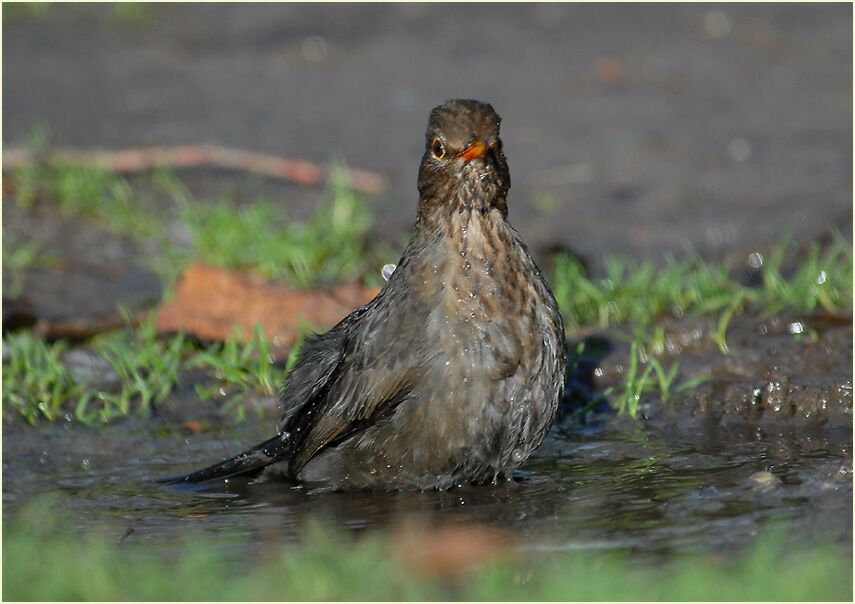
[595,57,623,85]
[179,420,206,433]
[154,263,379,349]
[391,521,517,584]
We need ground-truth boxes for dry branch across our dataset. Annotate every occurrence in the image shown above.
[2,144,384,194]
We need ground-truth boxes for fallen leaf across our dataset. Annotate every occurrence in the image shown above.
[595,57,623,85]
[179,420,206,433]
[154,263,379,349]
[391,521,517,584]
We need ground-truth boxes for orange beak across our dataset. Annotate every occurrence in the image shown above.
[458,138,488,162]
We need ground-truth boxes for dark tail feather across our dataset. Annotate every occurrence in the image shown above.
[159,432,291,484]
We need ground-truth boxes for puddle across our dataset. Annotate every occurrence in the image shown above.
[3,400,850,565]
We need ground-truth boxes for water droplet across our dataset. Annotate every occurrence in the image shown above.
[81,459,91,469]
[301,35,329,62]
[817,271,827,284]
[382,264,397,281]
[702,10,731,39]
[727,137,752,162]
[787,321,805,335]
[747,252,764,269]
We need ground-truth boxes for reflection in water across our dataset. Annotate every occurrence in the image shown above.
[2,408,851,565]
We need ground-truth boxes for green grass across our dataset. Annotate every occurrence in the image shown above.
[2,2,155,23]
[8,156,376,289]
[3,499,850,601]
[2,318,192,425]
[1,2,51,19]
[10,160,161,237]
[613,342,709,417]
[562,234,851,413]
[190,324,307,421]
[1,319,293,426]
[79,316,191,423]
[1,333,79,424]
[552,234,851,415]
[166,168,372,287]
[552,234,852,341]
[1,234,59,299]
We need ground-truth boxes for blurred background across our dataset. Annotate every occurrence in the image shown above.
[5,3,851,264]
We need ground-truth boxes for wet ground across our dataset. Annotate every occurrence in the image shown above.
[3,4,852,266]
[2,2,852,573]
[4,404,852,559]
[2,396,850,564]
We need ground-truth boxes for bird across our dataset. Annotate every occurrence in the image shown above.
[166,99,567,491]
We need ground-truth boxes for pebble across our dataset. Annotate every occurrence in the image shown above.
[749,470,781,490]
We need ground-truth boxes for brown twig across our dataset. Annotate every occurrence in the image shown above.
[33,310,150,341]
[2,144,384,194]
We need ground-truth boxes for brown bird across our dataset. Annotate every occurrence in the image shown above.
[167,99,567,490]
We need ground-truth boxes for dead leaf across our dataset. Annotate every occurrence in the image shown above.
[154,263,379,349]
[391,521,517,584]
[595,57,623,85]
[179,420,206,433]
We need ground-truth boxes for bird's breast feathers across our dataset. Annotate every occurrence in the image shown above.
[398,209,547,382]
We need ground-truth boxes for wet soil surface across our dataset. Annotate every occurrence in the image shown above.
[3,4,852,267]
[2,200,162,335]
[3,311,851,562]
[589,311,853,426]
[2,401,850,563]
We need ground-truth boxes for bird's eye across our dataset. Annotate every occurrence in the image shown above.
[431,138,446,160]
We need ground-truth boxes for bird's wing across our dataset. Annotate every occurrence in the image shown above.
[275,305,368,434]
[282,289,428,476]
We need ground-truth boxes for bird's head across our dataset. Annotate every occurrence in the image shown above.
[417,99,510,219]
